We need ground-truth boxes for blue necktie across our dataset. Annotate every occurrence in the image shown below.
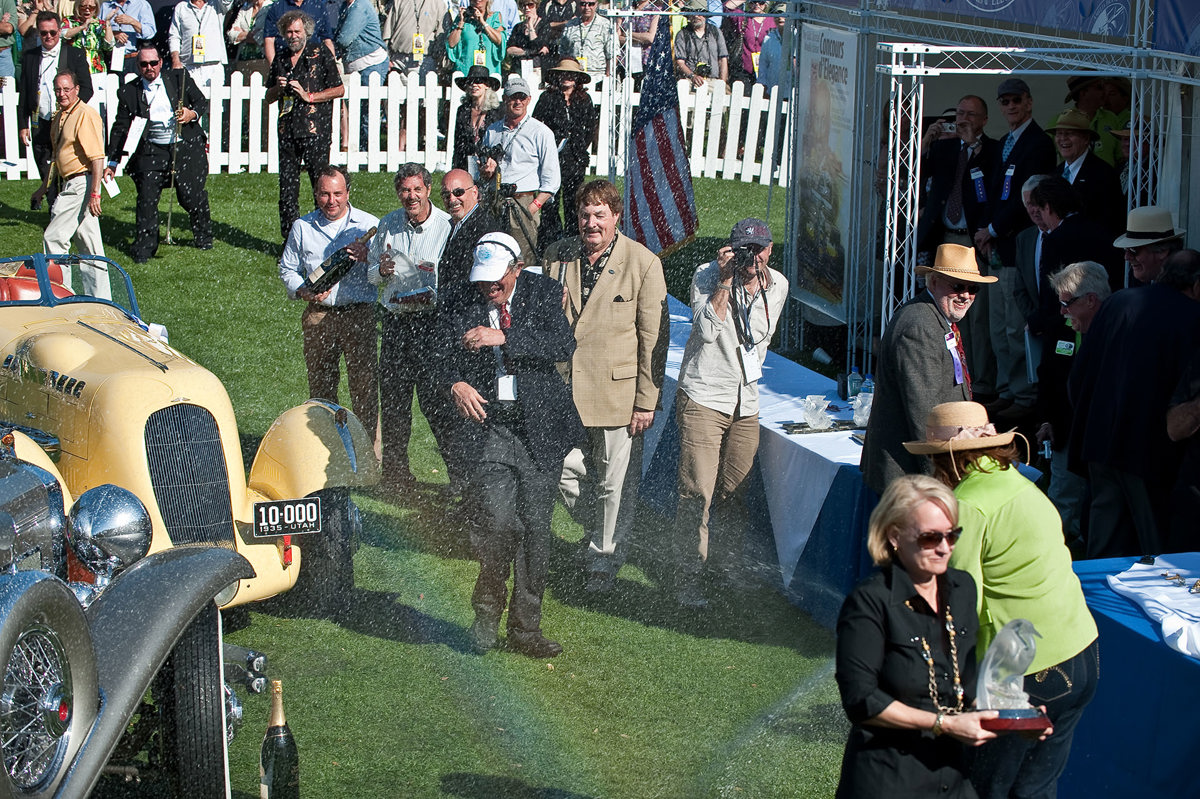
[1002,131,1016,162]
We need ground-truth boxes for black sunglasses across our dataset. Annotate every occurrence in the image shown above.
[138,59,161,67]
[945,281,979,295]
[441,186,472,198]
[39,28,60,37]
[1059,294,1085,309]
[916,528,962,548]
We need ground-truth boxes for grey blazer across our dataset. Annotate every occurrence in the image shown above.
[862,292,972,495]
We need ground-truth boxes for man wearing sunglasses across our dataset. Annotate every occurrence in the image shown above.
[17,12,93,207]
[440,168,503,287]
[862,243,996,496]
[104,41,212,262]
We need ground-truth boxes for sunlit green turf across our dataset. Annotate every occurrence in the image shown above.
[0,173,845,798]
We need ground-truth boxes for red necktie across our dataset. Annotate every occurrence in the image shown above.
[945,144,969,227]
[497,302,514,373]
[951,322,972,398]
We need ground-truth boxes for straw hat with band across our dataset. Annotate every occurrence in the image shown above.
[547,57,591,85]
[1112,206,1186,249]
[1046,108,1098,140]
[456,65,501,91]
[682,0,707,12]
[916,243,998,285]
[903,402,1017,456]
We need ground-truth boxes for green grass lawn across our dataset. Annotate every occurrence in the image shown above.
[0,172,847,798]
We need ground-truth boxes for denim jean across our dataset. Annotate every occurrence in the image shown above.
[969,638,1100,799]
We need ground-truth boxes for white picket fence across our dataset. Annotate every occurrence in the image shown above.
[0,70,790,186]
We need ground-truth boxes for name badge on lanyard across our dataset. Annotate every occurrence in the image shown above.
[946,331,966,385]
[413,33,426,55]
[1000,164,1016,202]
[473,48,486,66]
[739,342,762,384]
[192,34,207,62]
[970,167,986,203]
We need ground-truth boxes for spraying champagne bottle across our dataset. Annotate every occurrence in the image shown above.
[260,680,299,799]
[302,226,377,296]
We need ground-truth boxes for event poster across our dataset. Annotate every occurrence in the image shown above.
[793,24,856,317]
[880,0,1129,38]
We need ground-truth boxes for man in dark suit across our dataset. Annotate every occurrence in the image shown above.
[439,168,503,287]
[861,243,997,495]
[974,78,1056,411]
[917,94,999,403]
[996,176,1049,417]
[439,232,583,659]
[104,42,212,263]
[1069,250,1200,558]
[1047,108,1123,237]
[17,12,94,208]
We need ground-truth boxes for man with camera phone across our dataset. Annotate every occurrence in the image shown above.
[478,74,560,262]
[671,218,787,608]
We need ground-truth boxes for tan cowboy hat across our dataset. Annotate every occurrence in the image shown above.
[682,0,707,12]
[915,243,998,284]
[1113,206,1186,248]
[548,57,591,85]
[903,402,1016,456]
[1046,108,1098,140]
[1064,75,1103,103]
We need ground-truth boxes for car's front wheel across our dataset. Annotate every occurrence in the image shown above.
[0,572,99,798]
[155,602,229,799]
[289,487,359,617]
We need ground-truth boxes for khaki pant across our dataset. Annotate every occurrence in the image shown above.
[301,302,379,441]
[43,174,111,300]
[559,424,643,577]
[673,390,760,582]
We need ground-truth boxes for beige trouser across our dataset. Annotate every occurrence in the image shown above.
[672,390,760,583]
[43,174,111,300]
[559,425,643,577]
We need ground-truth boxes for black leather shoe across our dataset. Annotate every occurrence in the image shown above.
[196,241,213,250]
[468,617,499,654]
[507,634,563,659]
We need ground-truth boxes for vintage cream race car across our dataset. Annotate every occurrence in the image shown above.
[0,253,380,795]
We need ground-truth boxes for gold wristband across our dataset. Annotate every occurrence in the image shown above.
[932,712,945,736]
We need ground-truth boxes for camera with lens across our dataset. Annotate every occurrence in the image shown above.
[499,182,518,199]
[462,6,479,23]
[731,245,759,275]
[477,143,505,167]
[695,62,711,78]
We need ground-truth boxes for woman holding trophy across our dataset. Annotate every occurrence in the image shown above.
[835,475,999,798]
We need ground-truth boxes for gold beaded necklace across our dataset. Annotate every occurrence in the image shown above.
[906,596,964,715]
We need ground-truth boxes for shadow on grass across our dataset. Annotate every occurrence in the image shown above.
[662,236,725,298]
[258,584,477,652]
[441,772,597,799]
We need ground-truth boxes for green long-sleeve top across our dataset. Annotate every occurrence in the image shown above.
[948,457,1098,674]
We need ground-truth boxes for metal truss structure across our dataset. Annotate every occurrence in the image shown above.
[783,0,1200,375]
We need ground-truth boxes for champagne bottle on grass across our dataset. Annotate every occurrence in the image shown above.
[260,680,299,799]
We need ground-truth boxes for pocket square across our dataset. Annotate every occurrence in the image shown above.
[613,295,626,302]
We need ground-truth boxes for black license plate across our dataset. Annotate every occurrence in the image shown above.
[253,497,322,537]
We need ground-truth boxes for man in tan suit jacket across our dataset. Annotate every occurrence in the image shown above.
[544,180,669,592]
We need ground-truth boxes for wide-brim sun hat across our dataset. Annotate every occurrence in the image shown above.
[455,65,501,91]
[1112,205,1186,248]
[1064,74,1104,103]
[548,57,591,85]
[1046,108,1098,140]
[682,0,707,12]
[915,243,998,284]
[903,402,1016,455]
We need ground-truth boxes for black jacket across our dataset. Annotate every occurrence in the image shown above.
[18,45,94,129]
[916,134,997,254]
[107,68,209,172]
[982,121,1057,266]
[437,270,584,474]
[440,206,504,290]
[1069,151,1124,238]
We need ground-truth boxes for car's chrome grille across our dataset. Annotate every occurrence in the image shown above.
[144,405,235,546]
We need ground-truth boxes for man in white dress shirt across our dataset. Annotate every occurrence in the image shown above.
[168,0,228,96]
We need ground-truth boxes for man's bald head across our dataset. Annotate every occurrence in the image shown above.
[441,169,479,223]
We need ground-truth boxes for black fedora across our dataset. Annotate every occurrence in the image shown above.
[455,65,501,91]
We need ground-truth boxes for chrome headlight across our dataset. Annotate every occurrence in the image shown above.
[66,485,152,583]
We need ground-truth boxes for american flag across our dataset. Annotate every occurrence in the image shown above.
[624,18,698,253]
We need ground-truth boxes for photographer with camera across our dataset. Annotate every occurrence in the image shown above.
[478,74,559,262]
[673,0,726,87]
[447,0,505,75]
[672,218,787,609]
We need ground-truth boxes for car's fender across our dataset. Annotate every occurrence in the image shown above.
[58,547,254,798]
[5,429,72,508]
[248,400,380,502]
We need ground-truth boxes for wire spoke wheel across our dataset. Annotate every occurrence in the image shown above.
[2,626,72,790]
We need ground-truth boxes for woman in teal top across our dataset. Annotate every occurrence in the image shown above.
[447,0,505,76]
[905,401,1098,799]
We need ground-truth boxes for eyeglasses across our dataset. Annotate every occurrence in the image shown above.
[944,281,979,295]
[441,186,473,198]
[579,2,596,6]
[1059,294,1085,309]
[916,528,963,548]
[38,28,59,38]
[138,59,161,67]
[998,95,1024,106]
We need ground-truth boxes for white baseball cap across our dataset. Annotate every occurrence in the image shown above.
[469,232,522,282]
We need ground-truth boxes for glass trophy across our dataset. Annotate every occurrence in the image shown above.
[976,618,1052,732]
